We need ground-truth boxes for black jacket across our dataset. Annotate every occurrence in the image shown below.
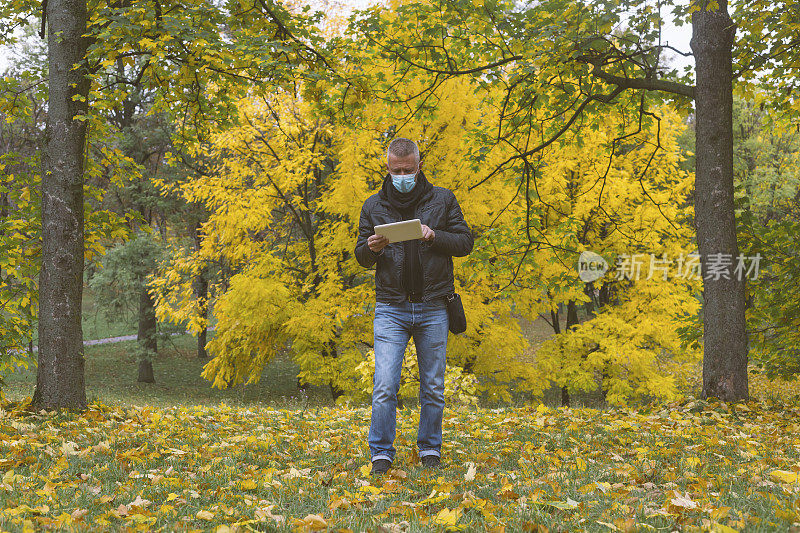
[354,181,474,303]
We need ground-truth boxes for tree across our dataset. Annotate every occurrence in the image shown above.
[32,0,92,411]
[342,0,753,401]
[509,105,703,406]
[150,77,548,404]
[0,15,127,402]
[1,0,336,409]
[690,0,747,401]
[87,231,167,382]
[0,26,47,376]
[733,97,800,379]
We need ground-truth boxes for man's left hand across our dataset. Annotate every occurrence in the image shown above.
[420,224,435,241]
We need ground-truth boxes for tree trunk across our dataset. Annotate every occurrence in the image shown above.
[137,284,157,383]
[691,0,749,402]
[32,0,90,412]
[137,358,155,383]
[565,300,579,330]
[561,384,570,408]
[193,270,208,359]
[191,220,209,359]
[560,300,581,407]
[324,337,343,400]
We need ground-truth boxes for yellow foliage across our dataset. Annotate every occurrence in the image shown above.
[340,342,480,407]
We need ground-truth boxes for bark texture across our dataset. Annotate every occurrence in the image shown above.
[137,284,157,383]
[691,0,749,401]
[32,0,91,411]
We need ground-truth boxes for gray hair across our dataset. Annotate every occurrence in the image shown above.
[387,138,420,161]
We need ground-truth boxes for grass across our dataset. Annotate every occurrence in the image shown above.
[2,333,332,412]
[0,389,798,531]
[3,288,800,531]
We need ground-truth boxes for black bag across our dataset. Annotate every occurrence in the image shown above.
[444,293,467,334]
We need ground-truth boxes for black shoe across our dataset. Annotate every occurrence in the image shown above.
[421,455,440,468]
[371,459,391,475]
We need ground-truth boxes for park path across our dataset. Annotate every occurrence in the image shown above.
[18,326,216,353]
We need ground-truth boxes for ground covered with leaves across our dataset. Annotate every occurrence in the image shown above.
[1,381,799,532]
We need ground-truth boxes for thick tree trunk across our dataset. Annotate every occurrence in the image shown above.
[32,0,90,412]
[137,284,157,383]
[691,0,749,402]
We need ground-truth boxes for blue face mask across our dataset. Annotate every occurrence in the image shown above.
[391,172,417,193]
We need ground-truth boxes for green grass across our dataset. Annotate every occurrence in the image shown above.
[2,332,333,411]
[2,292,799,531]
[0,396,797,531]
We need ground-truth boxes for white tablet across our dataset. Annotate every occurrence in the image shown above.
[374,219,423,243]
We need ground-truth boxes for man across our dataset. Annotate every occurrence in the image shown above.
[353,138,474,475]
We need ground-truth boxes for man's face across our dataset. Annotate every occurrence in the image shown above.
[387,152,420,176]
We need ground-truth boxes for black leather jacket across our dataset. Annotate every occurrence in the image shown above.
[354,183,474,303]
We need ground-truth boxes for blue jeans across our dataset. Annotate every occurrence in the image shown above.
[369,298,449,464]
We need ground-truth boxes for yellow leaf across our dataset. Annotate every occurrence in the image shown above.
[196,510,214,520]
[464,462,476,481]
[594,481,612,493]
[434,507,462,527]
[61,441,79,455]
[297,514,327,530]
[769,469,800,484]
[710,506,731,520]
[70,509,88,521]
[670,492,698,509]
[542,498,578,510]
[239,479,258,490]
[708,521,739,533]
[128,495,151,509]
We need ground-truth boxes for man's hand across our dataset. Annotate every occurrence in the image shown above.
[368,233,389,253]
[421,224,435,241]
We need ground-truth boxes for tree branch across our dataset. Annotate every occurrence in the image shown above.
[588,63,695,98]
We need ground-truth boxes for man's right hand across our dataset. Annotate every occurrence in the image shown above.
[368,233,389,253]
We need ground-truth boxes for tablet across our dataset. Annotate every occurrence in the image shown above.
[374,219,423,243]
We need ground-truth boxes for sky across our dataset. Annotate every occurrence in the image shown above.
[0,1,694,78]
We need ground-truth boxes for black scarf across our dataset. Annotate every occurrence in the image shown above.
[379,169,433,211]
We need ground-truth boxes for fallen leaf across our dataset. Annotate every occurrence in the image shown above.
[769,469,800,484]
[196,509,214,520]
[127,495,151,509]
[465,462,476,482]
[670,492,698,509]
[70,509,88,521]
